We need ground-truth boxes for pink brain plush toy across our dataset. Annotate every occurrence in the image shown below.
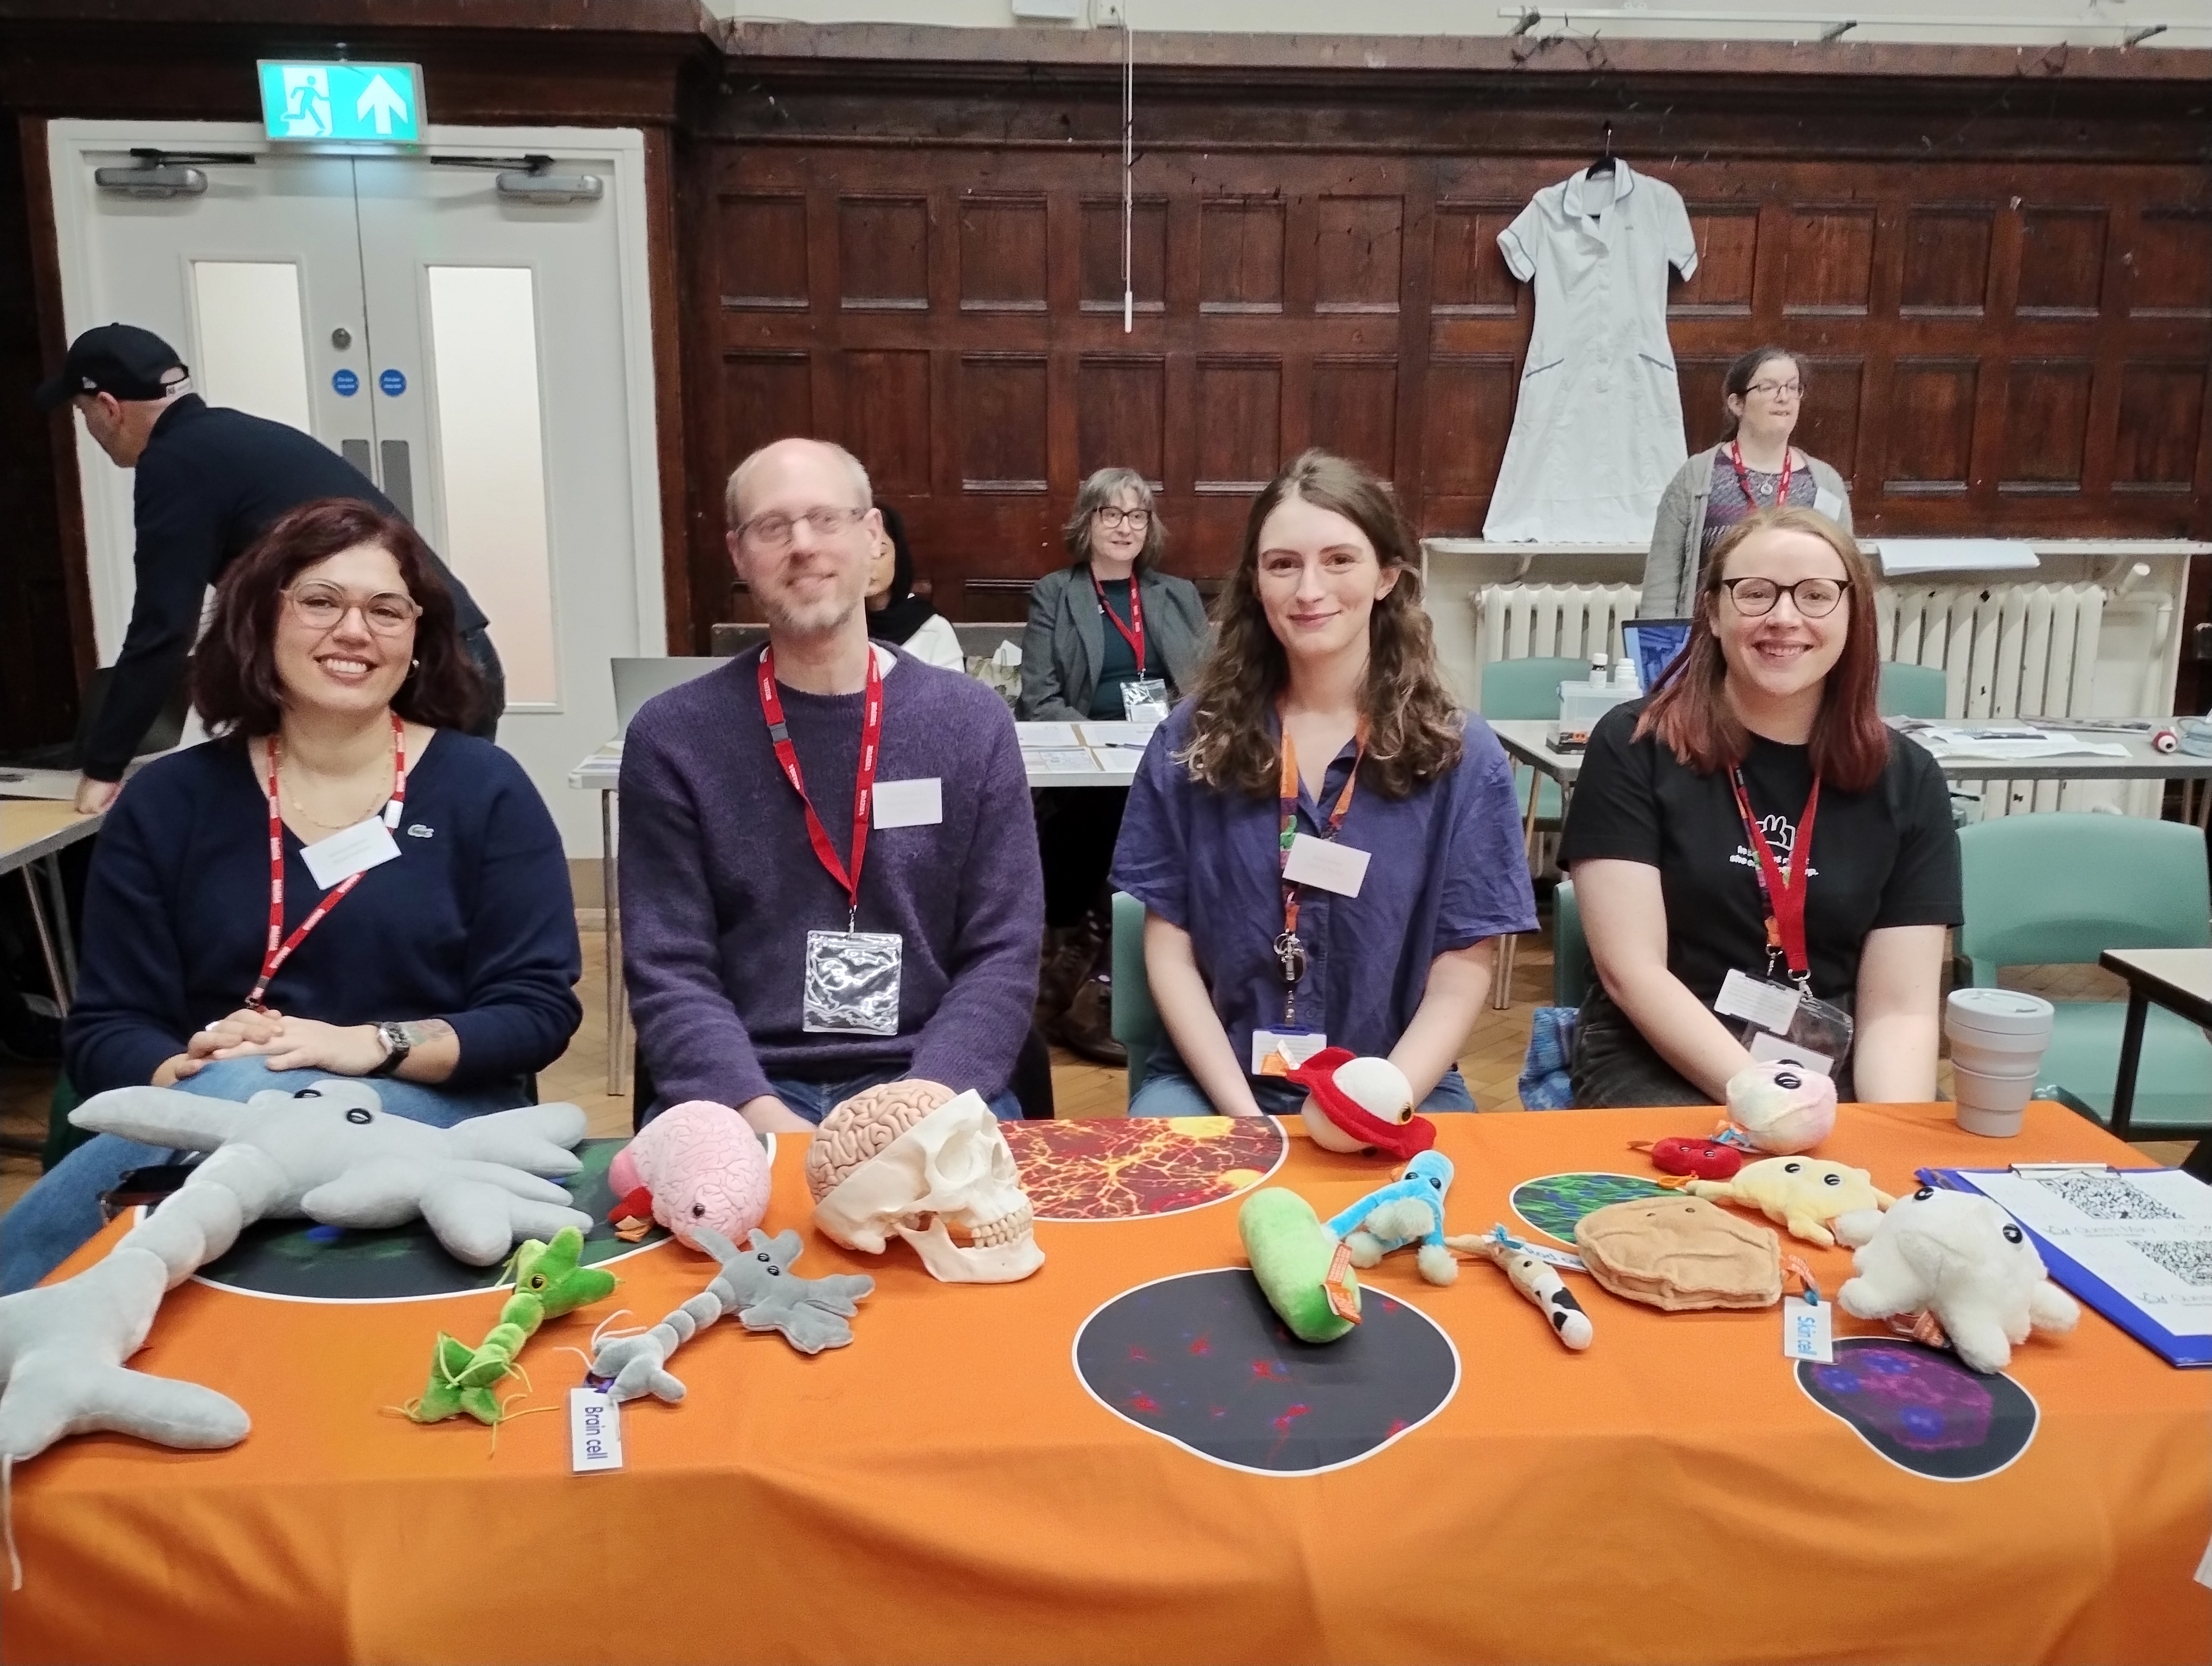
[805,1079,955,1202]
[609,1100,773,1250]
[1722,1061,1837,1155]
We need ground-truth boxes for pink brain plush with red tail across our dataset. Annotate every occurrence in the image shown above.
[608,1100,773,1248]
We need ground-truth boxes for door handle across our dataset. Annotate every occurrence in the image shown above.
[379,439,414,523]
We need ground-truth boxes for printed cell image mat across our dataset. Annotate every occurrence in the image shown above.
[190,1137,674,1302]
[1073,1268,1459,1475]
[1005,1116,1287,1221]
[1797,1338,2040,1481]
[1512,1171,1676,1244]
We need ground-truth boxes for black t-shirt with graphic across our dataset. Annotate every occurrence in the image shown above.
[1558,699,1962,1008]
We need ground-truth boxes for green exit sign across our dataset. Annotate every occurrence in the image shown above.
[257,61,424,144]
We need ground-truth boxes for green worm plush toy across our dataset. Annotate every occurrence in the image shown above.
[1238,1188,1362,1344]
[408,1224,618,1426]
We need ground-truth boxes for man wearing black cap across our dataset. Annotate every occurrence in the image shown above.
[37,323,502,815]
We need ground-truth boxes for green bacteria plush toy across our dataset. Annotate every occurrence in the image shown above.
[1238,1189,1361,1344]
[408,1225,616,1426]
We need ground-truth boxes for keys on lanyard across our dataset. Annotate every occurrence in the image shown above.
[1727,766,1821,984]
[247,712,408,1011]
[1729,439,1793,509]
[1091,566,1144,671]
[758,644,884,930]
[1275,715,1365,1027]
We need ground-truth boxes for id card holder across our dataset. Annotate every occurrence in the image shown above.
[1122,678,1169,723]
[802,930,903,1035]
[1252,1027,1328,1077]
[1746,989,1854,1077]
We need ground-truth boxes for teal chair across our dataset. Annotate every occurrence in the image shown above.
[1553,878,1593,1008]
[1482,656,1588,836]
[1110,890,1161,1103]
[1877,661,1948,719]
[1958,813,2212,1138]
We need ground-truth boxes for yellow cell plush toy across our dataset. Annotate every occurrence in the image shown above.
[1682,1156,1895,1248]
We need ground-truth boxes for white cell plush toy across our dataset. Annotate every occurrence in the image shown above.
[1284,1048,1437,1160]
[1722,1060,1837,1155]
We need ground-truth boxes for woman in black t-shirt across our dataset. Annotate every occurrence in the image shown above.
[1559,505,1960,1106]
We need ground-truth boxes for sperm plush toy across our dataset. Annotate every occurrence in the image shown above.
[1325,1152,1457,1284]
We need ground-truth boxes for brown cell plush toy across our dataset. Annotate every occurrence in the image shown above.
[1573,1195,1785,1312]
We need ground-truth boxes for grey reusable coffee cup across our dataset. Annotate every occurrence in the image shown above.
[1945,988,2057,1137]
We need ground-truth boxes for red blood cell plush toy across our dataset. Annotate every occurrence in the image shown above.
[1632,1137,1745,1181]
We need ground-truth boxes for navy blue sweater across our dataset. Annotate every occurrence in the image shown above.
[63,732,581,1097]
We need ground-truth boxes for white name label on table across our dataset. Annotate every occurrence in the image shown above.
[300,816,402,890]
[570,1387,623,1472]
[1782,1296,1833,1363]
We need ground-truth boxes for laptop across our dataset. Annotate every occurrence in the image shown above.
[611,657,724,732]
[1622,618,1694,694]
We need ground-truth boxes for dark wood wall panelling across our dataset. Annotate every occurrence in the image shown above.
[702,129,2212,631]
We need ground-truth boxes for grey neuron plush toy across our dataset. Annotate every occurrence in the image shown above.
[0,1080,593,1470]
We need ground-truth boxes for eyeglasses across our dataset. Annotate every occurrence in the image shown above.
[1745,380,1804,400]
[737,505,868,552]
[1720,576,1849,618]
[283,584,421,635]
[1094,507,1152,531]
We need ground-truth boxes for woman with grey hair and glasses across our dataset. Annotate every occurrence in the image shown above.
[1019,466,1210,1063]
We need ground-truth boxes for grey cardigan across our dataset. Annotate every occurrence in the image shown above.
[1018,563,1210,722]
[1639,444,1854,617]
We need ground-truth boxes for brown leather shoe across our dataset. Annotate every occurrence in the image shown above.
[1051,972,1127,1067]
[1034,925,1092,1028]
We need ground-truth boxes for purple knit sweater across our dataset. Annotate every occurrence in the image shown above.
[619,646,1043,1109]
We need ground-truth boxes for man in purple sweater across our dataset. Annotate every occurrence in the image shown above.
[619,439,1044,1134]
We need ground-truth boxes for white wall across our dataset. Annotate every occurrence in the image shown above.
[706,0,2212,47]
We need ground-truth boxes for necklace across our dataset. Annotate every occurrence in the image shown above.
[270,744,396,832]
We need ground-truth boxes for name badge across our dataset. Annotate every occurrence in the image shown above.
[1813,486,1846,522]
[1747,1027,1835,1077]
[1715,968,1801,1034]
[873,778,943,830]
[1252,1028,1329,1077]
[803,930,903,1035]
[1122,678,1170,723]
[299,815,403,891]
[1281,833,1370,898]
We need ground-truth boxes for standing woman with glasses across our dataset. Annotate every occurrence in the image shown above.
[1641,347,1853,618]
[1562,507,1959,1110]
[1,498,581,1293]
[1019,467,1210,1063]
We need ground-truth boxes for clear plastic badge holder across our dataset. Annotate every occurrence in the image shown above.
[1122,678,1169,723]
[1727,975,1853,1075]
[803,930,903,1035]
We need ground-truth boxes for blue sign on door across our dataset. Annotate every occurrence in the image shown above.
[332,368,359,396]
[378,368,407,397]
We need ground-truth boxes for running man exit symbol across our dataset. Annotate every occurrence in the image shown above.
[258,62,425,144]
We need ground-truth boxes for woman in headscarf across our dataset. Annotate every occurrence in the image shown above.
[865,503,964,671]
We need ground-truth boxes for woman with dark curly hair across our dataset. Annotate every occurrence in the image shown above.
[1109,451,1536,1118]
[1,498,580,1293]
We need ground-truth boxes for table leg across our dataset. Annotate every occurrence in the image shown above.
[602,788,625,1097]
[2108,988,2148,1139]
[41,855,78,995]
[22,865,69,1018]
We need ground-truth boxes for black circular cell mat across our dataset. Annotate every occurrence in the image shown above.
[190,1136,672,1302]
[1796,1337,2040,1481]
[1072,1268,1459,1476]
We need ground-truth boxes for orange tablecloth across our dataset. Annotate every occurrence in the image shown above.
[4,1101,2207,1665]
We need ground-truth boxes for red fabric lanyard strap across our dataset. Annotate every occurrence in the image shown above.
[248,712,407,1011]
[1728,439,1793,509]
[1277,717,1367,949]
[1728,766,1820,982]
[1091,567,1145,670]
[759,644,884,929]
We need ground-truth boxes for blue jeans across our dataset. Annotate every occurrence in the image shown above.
[1127,1056,1476,1119]
[646,1068,1021,1127]
[0,1058,528,1295]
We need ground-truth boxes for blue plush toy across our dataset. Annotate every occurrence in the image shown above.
[1325,1151,1457,1285]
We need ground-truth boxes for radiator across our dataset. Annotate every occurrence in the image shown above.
[1476,580,2112,818]
[1474,583,1641,666]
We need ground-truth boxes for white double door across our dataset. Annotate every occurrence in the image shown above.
[48,121,664,851]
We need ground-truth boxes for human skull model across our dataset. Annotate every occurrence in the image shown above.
[1301,1056,1414,1154]
[1836,1186,2080,1374]
[810,1085,1044,1284]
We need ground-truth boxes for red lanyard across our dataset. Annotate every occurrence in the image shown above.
[1091,567,1145,671]
[1274,716,1366,1024]
[759,644,884,931]
[248,713,407,1011]
[1728,766,1820,983]
[1728,439,1793,510]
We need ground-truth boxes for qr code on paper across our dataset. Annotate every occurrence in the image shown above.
[2139,1240,2212,1287]
[2033,1171,2180,1221]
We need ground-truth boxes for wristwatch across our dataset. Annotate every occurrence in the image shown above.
[367,1021,417,1078]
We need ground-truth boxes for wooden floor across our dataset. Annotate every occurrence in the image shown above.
[1,921,2190,1223]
